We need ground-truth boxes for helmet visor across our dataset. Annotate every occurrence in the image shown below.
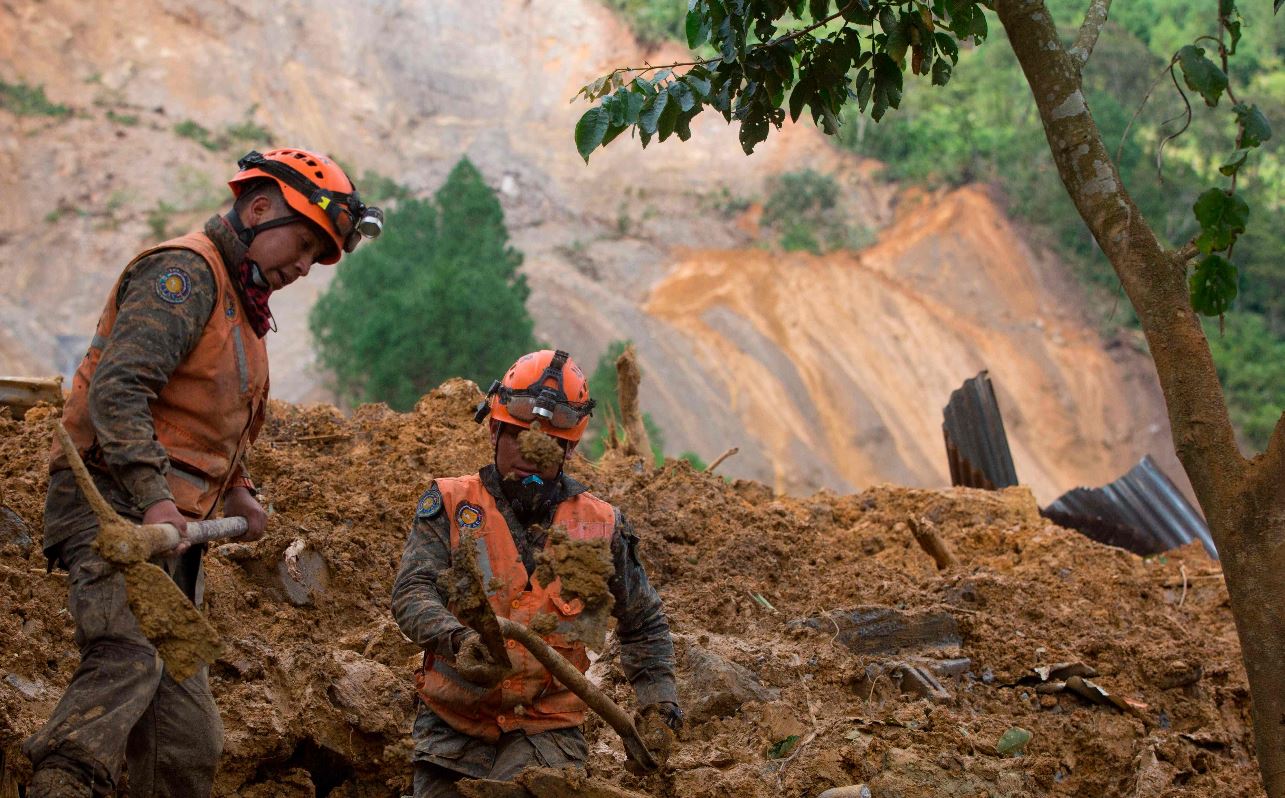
[498,390,593,429]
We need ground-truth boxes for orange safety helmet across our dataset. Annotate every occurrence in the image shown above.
[474,350,596,442]
[228,148,383,265]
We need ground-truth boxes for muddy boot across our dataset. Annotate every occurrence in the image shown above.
[28,766,92,798]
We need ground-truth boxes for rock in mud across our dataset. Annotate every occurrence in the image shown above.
[679,643,778,723]
[327,650,409,735]
[278,540,330,606]
[0,505,32,557]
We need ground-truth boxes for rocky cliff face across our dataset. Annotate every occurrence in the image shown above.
[0,0,1189,501]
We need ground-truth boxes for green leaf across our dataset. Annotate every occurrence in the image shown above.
[669,80,696,112]
[676,106,702,141]
[658,93,682,141]
[886,12,912,67]
[739,115,769,155]
[935,31,959,63]
[622,90,646,125]
[1219,148,1248,176]
[789,79,811,122]
[931,57,952,86]
[638,90,669,136]
[870,53,903,122]
[600,122,628,149]
[685,72,713,97]
[809,0,830,21]
[768,735,802,759]
[996,727,1032,756]
[1193,188,1250,253]
[1176,45,1228,107]
[1233,103,1272,148]
[574,106,610,162]
[1189,254,1238,316]
[686,8,711,49]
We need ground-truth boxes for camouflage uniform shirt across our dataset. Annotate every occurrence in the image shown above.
[391,464,678,777]
[44,215,252,554]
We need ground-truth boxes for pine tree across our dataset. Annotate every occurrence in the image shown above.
[310,158,537,410]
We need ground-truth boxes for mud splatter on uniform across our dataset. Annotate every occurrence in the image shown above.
[391,464,677,788]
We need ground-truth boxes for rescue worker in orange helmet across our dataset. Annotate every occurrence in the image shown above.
[392,349,680,796]
[25,148,382,798]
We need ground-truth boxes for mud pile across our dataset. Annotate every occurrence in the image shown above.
[0,382,1261,797]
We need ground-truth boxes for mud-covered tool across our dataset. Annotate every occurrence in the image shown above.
[55,422,247,681]
[445,530,661,774]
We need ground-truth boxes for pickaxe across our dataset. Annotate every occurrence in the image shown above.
[55,422,248,681]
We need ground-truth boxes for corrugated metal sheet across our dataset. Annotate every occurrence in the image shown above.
[1042,455,1217,559]
[942,371,1019,490]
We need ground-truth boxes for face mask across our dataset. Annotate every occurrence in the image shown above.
[501,473,558,523]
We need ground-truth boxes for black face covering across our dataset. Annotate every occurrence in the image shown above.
[499,472,560,527]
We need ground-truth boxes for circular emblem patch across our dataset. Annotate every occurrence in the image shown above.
[156,268,192,304]
[456,502,484,530]
[416,487,443,519]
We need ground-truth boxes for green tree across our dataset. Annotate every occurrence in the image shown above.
[572,1,1285,792]
[310,158,537,411]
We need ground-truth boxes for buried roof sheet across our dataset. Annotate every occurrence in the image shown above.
[940,371,1216,560]
[942,370,1019,491]
[1041,455,1217,559]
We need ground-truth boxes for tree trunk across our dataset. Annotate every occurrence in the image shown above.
[994,2,1285,794]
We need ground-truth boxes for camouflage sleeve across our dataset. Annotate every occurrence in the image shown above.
[391,486,471,657]
[609,510,679,707]
[88,250,216,511]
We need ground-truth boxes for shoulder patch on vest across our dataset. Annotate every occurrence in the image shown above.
[416,486,443,519]
[456,502,484,530]
[156,268,193,304]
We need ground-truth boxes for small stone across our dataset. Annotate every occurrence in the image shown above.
[0,505,33,557]
[4,672,45,700]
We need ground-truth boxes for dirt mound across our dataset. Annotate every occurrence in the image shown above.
[0,383,1260,797]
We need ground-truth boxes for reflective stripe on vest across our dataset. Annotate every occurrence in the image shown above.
[414,473,616,741]
[52,231,269,519]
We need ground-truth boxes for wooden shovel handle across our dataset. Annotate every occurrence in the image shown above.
[497,617,660,773]
[137,516,249,554]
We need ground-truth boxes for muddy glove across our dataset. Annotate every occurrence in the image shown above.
[453,630,511,687]
[640,701,684,732]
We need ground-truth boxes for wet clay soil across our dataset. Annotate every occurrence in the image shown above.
[0,381,1263,797]
[517,426,565,473]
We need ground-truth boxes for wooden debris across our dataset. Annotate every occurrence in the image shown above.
[614,345,651,461]
[0,376,64,415]
[907,516,958,569]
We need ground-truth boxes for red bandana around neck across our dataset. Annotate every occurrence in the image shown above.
[235,258,276,337]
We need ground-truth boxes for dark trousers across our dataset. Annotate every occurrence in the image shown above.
[24,479,222,798]
[412,729,587,798]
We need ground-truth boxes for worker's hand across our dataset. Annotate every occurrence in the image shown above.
[453,631,511,687]
[639,701,684,732]
[143,499,190,554]
[223,487,268,543]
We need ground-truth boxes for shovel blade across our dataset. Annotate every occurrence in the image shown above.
[123,562,223,682]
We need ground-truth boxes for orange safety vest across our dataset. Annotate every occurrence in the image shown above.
[52,231,269,519]
[415,474,616,741]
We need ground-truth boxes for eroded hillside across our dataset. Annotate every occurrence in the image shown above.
[0,0,1188,500]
